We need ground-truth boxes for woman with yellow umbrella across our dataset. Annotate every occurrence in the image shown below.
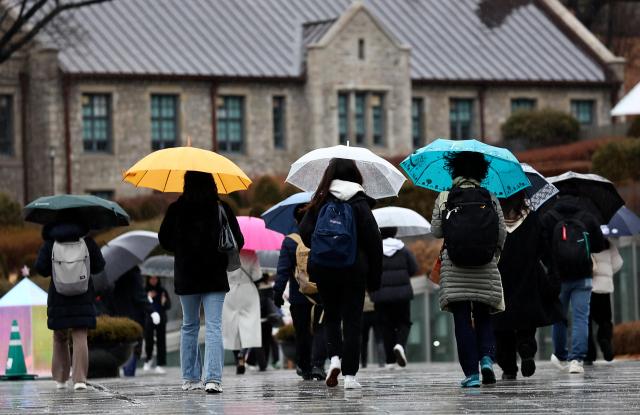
[123,143,251,394]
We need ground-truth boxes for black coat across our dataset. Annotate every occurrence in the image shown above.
[299,192,382,292]
[493,211,563,331]
[145,279,171,323]
[101,267,151,326]
[370,246,417,304]
[159,196,243,295]
[34,223,105,331]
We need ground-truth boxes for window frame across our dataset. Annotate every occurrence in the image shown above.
[338,93,349,145]
[217,96,245,153]
[412,97,424,149]
[372,93,385,146]
[151,94,180,151]
[449,98,474,140]
[355,92,366,145]
[272,96,286,150]
[0,95,13,156]
[570,99,595,126]
[82,93,113,153]
[510,98,536,113]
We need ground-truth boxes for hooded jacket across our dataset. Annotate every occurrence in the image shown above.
[299,180,382,292]
[369,238,417,304]
[34,223,105,330]
[591,244,623,294]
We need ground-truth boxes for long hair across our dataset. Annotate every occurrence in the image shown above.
[183,171,218,203]
[499,190,528,220]
[305,158,363,213]
[444,151,490,183]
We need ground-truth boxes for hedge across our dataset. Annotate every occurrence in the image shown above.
[88,316,143,344]
[592,139,640,182]
[628,117,640,138]
[613,321,640,356]
[502,109,580,148]
[0,192,22,227]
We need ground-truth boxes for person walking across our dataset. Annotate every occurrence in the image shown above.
[370,226,418,369]
[541,194,606,374]
[430,151,506,388]
[586,239,622,364]
[35,221,105,391]
[274,204,327,380]
[299,158,382,389]
[360,292,384,368]
[246,273,282,371]
[159,171,243,394]
[143,275,171,373]
[493,190,562,380]
[222,250,263,375]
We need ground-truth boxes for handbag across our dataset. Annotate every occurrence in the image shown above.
[217,203,241,272]
[429,256,442,285]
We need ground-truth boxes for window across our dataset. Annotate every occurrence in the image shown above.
[338,93,349,145]
[0,95,12,155]
[358,38,365,60]
[450,98,473,139]
[89,190,114,200]
[571,100,595,125]
[151,95,179,150]
[217,96,244,152]
[273,96,286,149]
[355,93,366,145]
[511,98,536,113]
[412,98,424,149]
[82,94,111,152]
[372,93,384,146]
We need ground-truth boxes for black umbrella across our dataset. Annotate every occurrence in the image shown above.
[548,171,624,223]
[521,164,559,211]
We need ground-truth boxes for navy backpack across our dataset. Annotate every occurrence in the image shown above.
[310,200,358,268]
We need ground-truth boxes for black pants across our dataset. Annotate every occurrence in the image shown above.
[317,274,366,376]
[450,301,495,377]
[290,303,327,372]
[494,328,537,376]
[144,320,166,366]
[246,322,280,371]
[361,310,384,367]
[587,292,613,362]
[375,301,412,364]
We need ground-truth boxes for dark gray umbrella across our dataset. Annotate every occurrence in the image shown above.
[140,255,174,278]
[101,231,159,284]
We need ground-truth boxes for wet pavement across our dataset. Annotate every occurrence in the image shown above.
[1,360,639,414]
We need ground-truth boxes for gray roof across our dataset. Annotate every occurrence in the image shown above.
[51,0,608,83]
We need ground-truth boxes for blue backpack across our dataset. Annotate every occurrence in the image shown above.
[310,200,358,268]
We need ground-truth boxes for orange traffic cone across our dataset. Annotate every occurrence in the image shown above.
[1,320,37,380]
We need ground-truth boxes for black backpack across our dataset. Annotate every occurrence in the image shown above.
[549,211,592,279]
[443,186,499,267]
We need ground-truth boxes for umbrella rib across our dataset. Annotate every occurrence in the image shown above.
[217,173,229,194]
[135,169,149,187]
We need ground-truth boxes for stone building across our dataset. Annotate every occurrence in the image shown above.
[0,0,624,203]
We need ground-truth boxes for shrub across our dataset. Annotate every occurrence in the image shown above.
[0,277,12,300]
[613,321,640,356]
[251,176,282,207]
[592,139,640,182]
[502,109,580,148]
[379,182,438,221]
[628,116,640,138]
[0,226,42,277]
[116,194,175,222]
[0,192,23,227]
[275,323,295,342]
[88,316,143,344]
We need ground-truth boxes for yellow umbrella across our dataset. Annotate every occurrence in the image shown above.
[123,146,252,193]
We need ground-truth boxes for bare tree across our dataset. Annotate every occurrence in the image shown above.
[0,0,111,64]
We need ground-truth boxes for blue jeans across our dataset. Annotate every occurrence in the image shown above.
[450,301,495,377]
[179,292,226,384]
[552,278,592,362]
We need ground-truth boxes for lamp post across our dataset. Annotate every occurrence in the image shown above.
[49,145,56,194]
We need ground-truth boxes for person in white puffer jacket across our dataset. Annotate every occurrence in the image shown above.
[586,240,623,363]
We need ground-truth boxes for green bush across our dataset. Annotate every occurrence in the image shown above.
[116,194,174,221]
[0,192,23,227]
[0,226,42,276]
[252,176,282,207]
[628,117,640,138]
[502,109,580,148]
[88,316,143,344]
[592,139,640,182]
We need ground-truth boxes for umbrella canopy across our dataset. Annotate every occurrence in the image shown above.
[261,192,313,235]
[0,279,47,307]
[123,145,252,193]
[285,145,406,199]
[24,194,129,230]
[602,206,640,237]
[237,216,285,251]
[401,139,530,198]
[548,171,624,223]
[100,231,159,284]
[140,255,175,278]
[521,163,559,211]
[611,81,640,116]
[257,250,279,273]
[372,207,431,237]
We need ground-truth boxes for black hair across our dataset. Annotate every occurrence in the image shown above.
[293,203,307,224]
[380,227,398,239]
[305,158,363,213]
[183,171,218,203]
[499,190,528,220]
[443,151,490,183]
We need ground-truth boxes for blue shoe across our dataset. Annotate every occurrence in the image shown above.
[480,356,496,385]
[460,374,480,388]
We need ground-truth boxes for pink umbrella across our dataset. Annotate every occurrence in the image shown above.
[237,216,285,251]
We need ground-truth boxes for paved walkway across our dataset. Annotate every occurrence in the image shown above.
[1,361,639,414]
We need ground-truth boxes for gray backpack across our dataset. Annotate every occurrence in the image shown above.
[51,239,91,296]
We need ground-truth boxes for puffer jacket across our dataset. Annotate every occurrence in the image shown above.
[369,238,417,304]
[591,244,623,294]
[431,177,507,313]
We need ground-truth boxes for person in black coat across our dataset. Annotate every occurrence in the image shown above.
[299,158,383,390]
[35,221,105,389]
[158,171,243,393]
[143,275,171,373]
[370,227,418,368]
[493,191,563,380]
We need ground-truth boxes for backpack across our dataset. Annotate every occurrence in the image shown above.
[51,239,91,296]
[287,233,318,295]
[442,186,499,267]
[549,211,592,279]
[310,200,358,268]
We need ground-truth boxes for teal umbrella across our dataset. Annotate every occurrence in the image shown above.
[23,194,130,230]
[400,139,530,198]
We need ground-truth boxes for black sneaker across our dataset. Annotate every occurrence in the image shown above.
[236,364,245,375]
[501,372,517,380]
[599,340,614,362]
[311,366,326,381]
[296,366,313,380]
[521,358,536,377]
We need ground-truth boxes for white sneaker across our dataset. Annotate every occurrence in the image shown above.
[343,375,361,389]
[143,361,152,372]
[154,366,166,374]
[205,382,223,394]
[325,356,341,388]
[384,363,397,370]
[55,381,67,390]
[181,380,203,391]
[73,382,87,391]
[568,360,584,374]
[393,344,407,367]
[551,354,568,371]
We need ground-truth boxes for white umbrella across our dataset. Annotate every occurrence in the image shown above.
[611,81,640,116]
[373,206,431,237]
[286,145,406,199]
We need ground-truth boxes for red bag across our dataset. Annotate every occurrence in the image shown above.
[429,257,442,285]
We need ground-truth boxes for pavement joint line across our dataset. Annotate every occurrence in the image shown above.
[87,382,143,406]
